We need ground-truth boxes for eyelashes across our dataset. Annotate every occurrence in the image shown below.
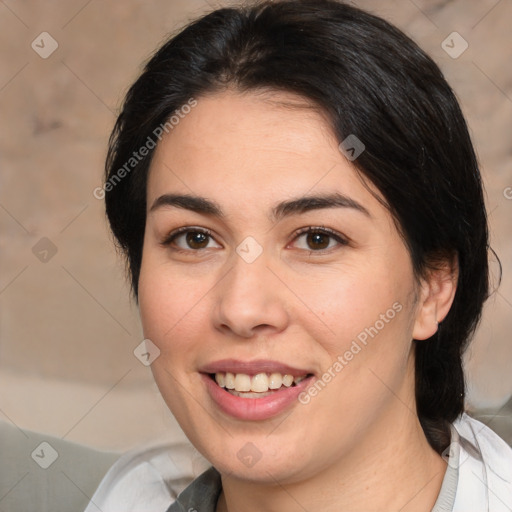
[160,226,349,254]
[160,226,217,250]
[292,226,349,251]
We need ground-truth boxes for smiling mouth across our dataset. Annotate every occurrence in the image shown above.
[209,372,313,398]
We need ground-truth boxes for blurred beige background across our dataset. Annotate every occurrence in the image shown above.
[0,0,511,455]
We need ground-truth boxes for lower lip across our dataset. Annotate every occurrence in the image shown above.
[202,374,314,421]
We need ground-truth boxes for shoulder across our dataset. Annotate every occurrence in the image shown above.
[454,412,512,467]
[451,412,512,511]
[84,442,210,512]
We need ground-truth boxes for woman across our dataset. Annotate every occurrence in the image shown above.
[86,1,512,510]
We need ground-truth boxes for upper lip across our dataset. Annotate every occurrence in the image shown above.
[199,359,314,377]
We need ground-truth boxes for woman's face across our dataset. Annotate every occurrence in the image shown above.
[138,90,431,484]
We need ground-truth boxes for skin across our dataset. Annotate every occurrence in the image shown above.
[138,89,458,512]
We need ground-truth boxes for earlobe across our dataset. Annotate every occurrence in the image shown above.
[412,257,458,341]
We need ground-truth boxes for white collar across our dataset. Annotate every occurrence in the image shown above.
[450,413,512,511]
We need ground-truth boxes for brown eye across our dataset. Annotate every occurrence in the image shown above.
[291,227,348,252]
[306,232,330,250]
[186,231,209,249]
[162,227,221,251]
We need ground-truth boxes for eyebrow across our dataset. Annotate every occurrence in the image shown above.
[271,192,370,221]
[149,192,371,220]
[150,193,222,216]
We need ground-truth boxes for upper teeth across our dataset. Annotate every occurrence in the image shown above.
[215,372,306,393]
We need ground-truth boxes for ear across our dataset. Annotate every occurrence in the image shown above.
[412,255,458,341]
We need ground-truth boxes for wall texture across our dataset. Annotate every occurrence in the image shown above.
[1,0,511,452]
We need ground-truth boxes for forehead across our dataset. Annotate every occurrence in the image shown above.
[146,89,380,214]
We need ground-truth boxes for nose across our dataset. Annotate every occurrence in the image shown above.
[212,253,290,339]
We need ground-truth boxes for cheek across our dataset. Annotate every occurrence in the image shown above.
[302,271,415,413]
[291,263,411,356]
[137,262,212,423]
[137,259,211,357]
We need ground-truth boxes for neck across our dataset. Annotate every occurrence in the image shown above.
[216,378,447,512]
